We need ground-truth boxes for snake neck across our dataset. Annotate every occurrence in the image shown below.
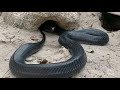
[40,29,46,43]
[53,26,67,35]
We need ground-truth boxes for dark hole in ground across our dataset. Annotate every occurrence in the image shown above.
[38,20,58,33]
[101,12,120,31]
[38,20,68,35]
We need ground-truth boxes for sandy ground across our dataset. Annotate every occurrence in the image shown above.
[0,15,120,78]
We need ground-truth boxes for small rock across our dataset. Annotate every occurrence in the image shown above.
[1,38,10,43]
[30,36,39,41]
[99,75,102,78]
[4,59,9,61]
[58,46,68,54]
[26,57,33,62]
[91,13,96,16]
[37,58,42,63]
[9,35,15,39]
[100,59,104,61]
[87,49,94,53]
[40,59,48,64]
[0,40,7,43]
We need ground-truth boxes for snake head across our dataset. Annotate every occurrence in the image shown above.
[39,20,67,35]
[39,20,58,33]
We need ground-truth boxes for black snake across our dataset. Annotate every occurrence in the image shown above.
[9,20,109,78]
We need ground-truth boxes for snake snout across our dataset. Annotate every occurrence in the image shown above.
[39,20,58,33]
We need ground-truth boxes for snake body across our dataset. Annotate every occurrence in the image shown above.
[9,20,109,78]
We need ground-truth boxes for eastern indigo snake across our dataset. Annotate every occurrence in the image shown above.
[9,20,109,78]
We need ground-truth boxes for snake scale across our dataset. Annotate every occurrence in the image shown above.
[9,20,109,78]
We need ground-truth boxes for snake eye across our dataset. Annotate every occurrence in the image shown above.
[51,27,56,31]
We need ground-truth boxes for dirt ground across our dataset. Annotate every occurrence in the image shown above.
[0,15,120,78]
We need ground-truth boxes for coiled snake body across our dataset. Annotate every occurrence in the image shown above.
[9,21,109,78]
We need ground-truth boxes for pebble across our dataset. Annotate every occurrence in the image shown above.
[30,35,39,41]
[87,49,94,53]
[39,59,48,64]
[26,57,33,62]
